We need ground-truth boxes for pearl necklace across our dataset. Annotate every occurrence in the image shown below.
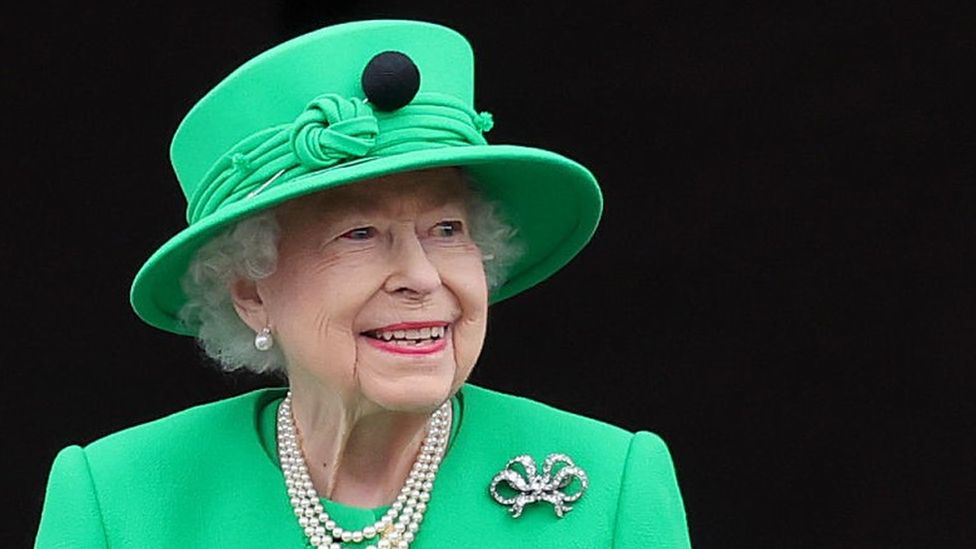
[277,392,451,549]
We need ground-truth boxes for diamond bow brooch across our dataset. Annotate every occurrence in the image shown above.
[489,453,589,518]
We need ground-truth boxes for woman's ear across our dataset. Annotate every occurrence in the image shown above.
[229,277,268,333]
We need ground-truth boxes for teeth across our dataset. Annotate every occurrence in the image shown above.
[370,325,448,341]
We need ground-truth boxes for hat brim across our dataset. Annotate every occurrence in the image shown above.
[130,144,602,336]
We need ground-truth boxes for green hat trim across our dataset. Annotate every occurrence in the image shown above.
[130,20,602,336]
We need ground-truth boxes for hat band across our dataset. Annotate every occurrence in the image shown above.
[186,92,494,224]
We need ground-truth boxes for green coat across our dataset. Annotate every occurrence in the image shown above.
[36,384,691,548]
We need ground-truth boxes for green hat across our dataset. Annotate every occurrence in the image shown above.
[130,20,603,336]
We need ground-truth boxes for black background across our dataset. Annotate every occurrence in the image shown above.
[5,1,975,547]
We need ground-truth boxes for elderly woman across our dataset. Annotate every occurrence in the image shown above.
[35,20,691,549]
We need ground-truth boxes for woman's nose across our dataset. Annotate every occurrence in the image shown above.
[383,231,442,298]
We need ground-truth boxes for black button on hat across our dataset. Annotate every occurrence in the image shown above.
[361,51,421,111]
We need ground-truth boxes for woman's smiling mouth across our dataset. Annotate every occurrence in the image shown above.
[361,321,450,355]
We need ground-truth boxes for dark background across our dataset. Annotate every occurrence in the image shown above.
[5,1,975,547]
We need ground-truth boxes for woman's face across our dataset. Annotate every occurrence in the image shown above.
[240,168,488,413]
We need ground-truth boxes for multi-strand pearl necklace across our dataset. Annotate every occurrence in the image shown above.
[277,392,451,549]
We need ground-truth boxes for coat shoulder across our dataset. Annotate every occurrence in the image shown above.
[38,388,292,548]
[81,387,285,469]
[457,384,642,469]
[461,384,636,439]
[444,385,690,548]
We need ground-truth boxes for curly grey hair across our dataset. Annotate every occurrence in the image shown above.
[179,181,521,375]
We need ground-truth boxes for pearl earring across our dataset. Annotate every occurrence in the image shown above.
[254,327,273,351]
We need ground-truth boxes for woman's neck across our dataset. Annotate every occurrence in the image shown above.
[287,383,434,508]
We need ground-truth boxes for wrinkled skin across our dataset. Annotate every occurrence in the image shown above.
[233,167,489,415]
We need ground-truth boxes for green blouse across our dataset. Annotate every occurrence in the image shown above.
[36,384,691,548]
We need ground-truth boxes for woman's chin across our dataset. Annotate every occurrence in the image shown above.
[361,377,455,414]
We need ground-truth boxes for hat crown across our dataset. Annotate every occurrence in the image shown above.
[171,20,475,205]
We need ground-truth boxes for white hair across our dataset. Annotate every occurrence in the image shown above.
[179,179,522,375]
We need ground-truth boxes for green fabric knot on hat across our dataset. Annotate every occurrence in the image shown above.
[474,111,494,133]
[290,94,379,168]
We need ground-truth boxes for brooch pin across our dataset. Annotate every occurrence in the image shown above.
[489,453,589,518]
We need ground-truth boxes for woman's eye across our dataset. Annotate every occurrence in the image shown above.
[431,220,464,238]
[340,227,377,240]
